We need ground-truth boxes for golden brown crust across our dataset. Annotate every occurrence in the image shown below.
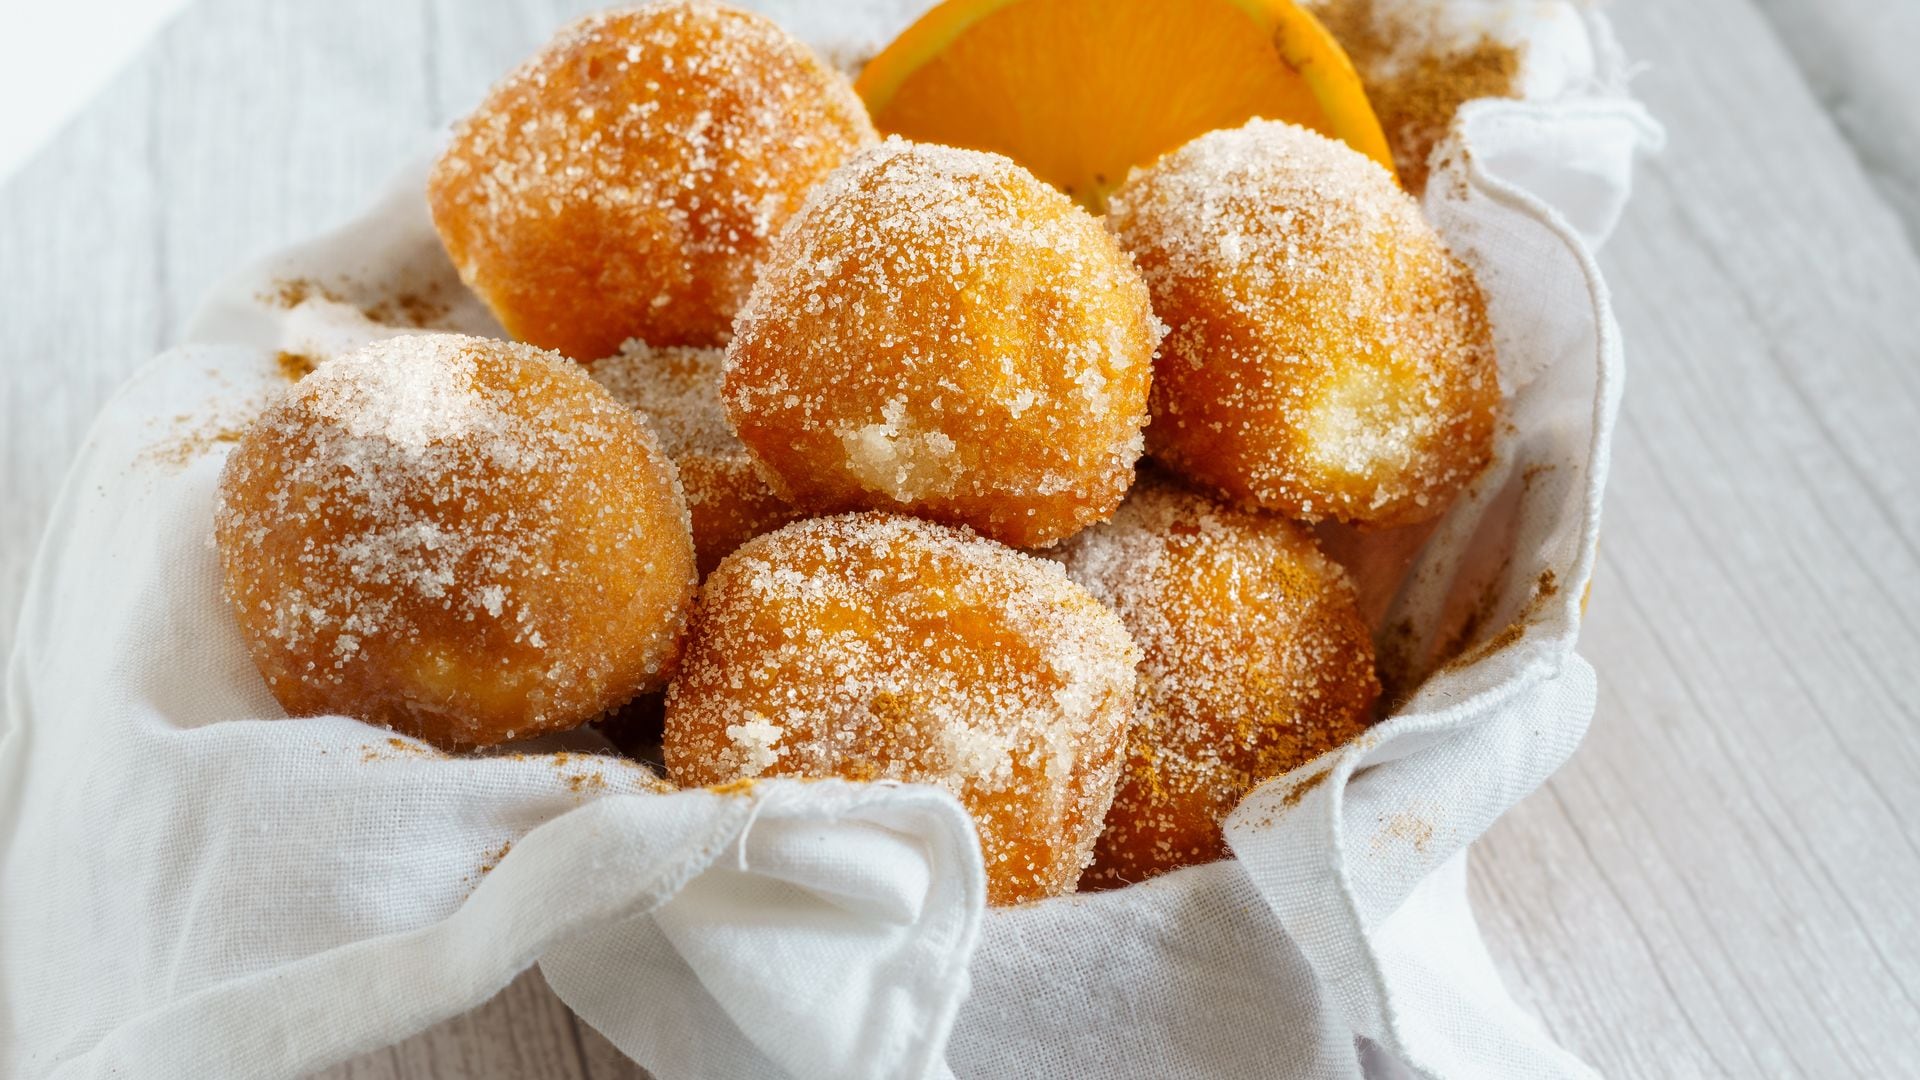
[1054,474,1380,886]
[213,334,697,749]
[723,138,1162,549]
[428,1,876,359]
[1107,119,1498,527]
[662,513,1141,904]
[591,341,803,576]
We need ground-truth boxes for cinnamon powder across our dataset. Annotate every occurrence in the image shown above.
[1313,0,1523,193]
[275,351,318,382]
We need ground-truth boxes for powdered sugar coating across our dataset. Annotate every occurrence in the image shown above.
[1107,119,1497,527]
[1054,474,1379,887]
[724,137,1163,549]
[592,340,803,576]
[662,513,1141,904]
[214,334,698,749]
[428,0,876,359]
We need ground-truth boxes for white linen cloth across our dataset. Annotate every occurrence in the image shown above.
[0,3,1661,1076]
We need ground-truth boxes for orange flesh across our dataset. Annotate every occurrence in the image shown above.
[858,0,1393,211]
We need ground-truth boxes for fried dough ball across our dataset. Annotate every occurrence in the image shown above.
[1107,119,1498,528]
[428,1,876,359]
[214,334,698,750]
[592,340,803,577]
[663,513,1141,904]
[723,138,1162,549]
[1055,474,1379,887]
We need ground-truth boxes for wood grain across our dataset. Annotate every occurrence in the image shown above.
[1749,0,1920,248]
[1467,0,1920,1075]
[2,0,1917,1077]
[329,972,597,1080]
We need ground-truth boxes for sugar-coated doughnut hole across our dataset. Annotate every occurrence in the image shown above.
[1054,473,1379,887]
[592,341,802,577]
[723,138,1162,550]
[428,1,876,359]
[663,513,1141,904]
[214,334,697,750]
[1107,119,1498,528]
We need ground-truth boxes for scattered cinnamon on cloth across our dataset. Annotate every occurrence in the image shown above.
[1310,0,1523,192]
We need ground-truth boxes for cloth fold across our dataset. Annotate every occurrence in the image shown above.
[1,3,1659,1077]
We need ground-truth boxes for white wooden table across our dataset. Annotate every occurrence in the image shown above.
[5,1,1918,1075]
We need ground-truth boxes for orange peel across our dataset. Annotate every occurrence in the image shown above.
[856,0,1394,210]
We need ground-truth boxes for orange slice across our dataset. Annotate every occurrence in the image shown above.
[856,0,1395,212]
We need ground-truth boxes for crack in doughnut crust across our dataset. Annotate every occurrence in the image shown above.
[214,334,697,750]
[1054,474,1379,887]
[591,340,803,577]
[662,513,1141,905]
[428,1,876,359]
[1108,119,1498,527]
[723,138,1163,549]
